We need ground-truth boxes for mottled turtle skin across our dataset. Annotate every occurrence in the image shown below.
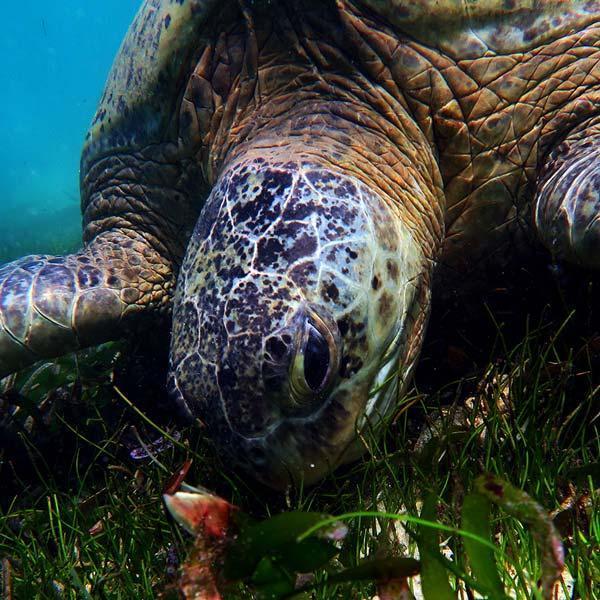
[2,0,600,488]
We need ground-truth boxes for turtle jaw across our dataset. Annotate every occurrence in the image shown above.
[200,377,379,490]
[168,301,424,491]
[217,329,421,491]
[231,289,430,491]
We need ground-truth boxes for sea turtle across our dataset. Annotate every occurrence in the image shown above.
[1,0,599,489]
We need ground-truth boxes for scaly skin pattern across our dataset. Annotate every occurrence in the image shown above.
[1,0,600,486]
[0,231,171,378]
[176,0,600,275]
[82,0,230,175]
[0,1,211,377]
[170,146,432,486]
[322,0,600,281]
[535,115,600,267]
[361,0,600,55]
[167,0,600,485]
[0,141,204,379]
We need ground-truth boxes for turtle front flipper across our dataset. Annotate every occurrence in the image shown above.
[0,231,172,379]
[535,117,600,268]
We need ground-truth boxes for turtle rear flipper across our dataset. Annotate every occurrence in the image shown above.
[0,231,172,379]
[535,117,600,268]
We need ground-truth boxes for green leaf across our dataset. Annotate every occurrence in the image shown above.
[223,512,344,580]
[475,474,565,600]
[461,492,506,599]
[251,557,295,599]
[276,537,338,573]
[417,493,456,600]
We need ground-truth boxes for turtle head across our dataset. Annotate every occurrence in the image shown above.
[169,155,429,489]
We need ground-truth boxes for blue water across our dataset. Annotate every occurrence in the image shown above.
[0,1,140,262]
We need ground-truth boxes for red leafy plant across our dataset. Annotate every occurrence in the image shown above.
[162,467,564,600]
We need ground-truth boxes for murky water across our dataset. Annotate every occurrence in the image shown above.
[0,0,140,263]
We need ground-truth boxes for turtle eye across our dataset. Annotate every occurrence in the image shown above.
[304,323,330,392]
[288,311,339,408]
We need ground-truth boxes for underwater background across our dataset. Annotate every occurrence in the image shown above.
[0,0,140,263]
